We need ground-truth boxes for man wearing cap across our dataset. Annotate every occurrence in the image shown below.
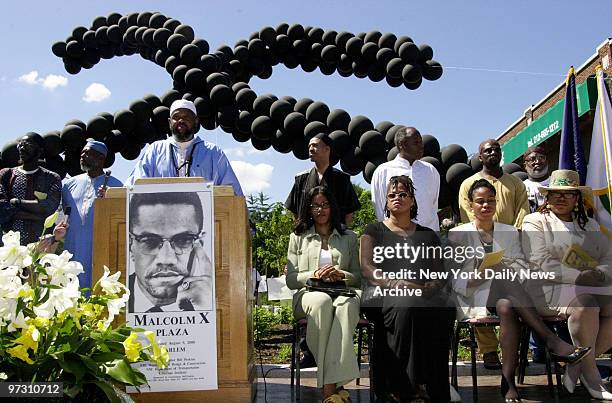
[0,132,62,245]
[285,133,360,226]
[126,99,243,196]
[62,140,123,288]
[522,145,550,213]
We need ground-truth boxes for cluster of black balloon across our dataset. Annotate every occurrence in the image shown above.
[0,11,444,180]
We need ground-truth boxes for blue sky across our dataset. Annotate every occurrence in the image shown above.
[1,1,610,203]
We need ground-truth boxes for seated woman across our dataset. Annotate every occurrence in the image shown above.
[522,169,612,400]
[286,186,361,403]
[360,175,455,403]
[449,178,590,402]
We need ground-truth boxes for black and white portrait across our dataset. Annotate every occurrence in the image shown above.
[127,187,214,313]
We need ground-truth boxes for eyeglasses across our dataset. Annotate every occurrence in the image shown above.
[310,203,330,211]
[387,192,410,200]
[129,232,203,255]
[525,155,546,163]
[547,192,578,200]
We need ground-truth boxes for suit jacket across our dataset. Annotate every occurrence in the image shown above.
[448,221,525,319]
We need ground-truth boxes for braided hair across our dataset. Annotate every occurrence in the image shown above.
[384,175,418,219]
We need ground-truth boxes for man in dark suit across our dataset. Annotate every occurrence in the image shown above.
[128,191,212,313]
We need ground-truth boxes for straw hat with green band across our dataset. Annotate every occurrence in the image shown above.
[538,169,592,201]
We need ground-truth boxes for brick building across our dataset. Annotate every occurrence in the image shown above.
[497,38,612,168]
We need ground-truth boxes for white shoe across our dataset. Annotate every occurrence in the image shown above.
[580,375,612,401]
[449,385,462,402]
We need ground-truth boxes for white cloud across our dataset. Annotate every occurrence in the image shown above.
[19,71,39,85]
[18,70,68,90]
[41,74,68,89]
[225,147,247,158]
[230,161,274,193]
[83,83,111,103]
[225,144,272,158]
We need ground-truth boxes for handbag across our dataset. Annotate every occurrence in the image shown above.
[306,278,356,297]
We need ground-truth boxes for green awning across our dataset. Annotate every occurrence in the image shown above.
[501,76,597,163]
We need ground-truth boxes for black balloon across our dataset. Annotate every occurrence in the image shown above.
[420,156,444,175]
[502,162,522,174]
[42,131,63,157]
[440,144,468,170]
[1,142,19,167]
[422,134,440,158]
[348,115,374,140]
[445,162,473,190]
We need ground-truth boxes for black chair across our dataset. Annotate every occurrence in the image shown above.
[290,317,374,402]
[517,316,567,398]
[450,316,501,403]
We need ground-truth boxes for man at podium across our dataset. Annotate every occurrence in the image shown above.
[125,99,243,196]
[127,191,213,313]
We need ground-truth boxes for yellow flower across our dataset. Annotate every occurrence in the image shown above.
[153,345,170,369]
[32,317,50,329]
[13,325,39,353]
[144,331,169,369]
[96,321,108,332]
[18,288,34,299]
[43,211,59,230]
[122,332,143,362]
[7,345,34,364]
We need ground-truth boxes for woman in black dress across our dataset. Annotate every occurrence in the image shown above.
[361,175,455,403]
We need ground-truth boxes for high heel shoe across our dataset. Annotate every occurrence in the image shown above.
[549,346,591,364]
[579,375,612,401]
[501,375,522,403]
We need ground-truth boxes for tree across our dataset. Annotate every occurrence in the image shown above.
[351,183,377,236]
[248,197,294,278]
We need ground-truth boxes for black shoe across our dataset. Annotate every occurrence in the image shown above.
[299,352,316,368]
[550,346,591,364]
[501,375,522,402]
[483,351,502,370]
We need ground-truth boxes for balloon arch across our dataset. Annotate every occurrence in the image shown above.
[0,11,527,211]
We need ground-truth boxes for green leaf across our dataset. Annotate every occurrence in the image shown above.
[104,358,143,385]
[90,381,122,403]
[92,351,124,363]
[44,211,60,230]
[59,352,87,382]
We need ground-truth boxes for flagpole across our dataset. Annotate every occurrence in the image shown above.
[595,65,612,224]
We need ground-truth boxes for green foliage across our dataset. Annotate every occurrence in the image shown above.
[351,183,377,236]
[253,306,280,341]
[277,304,294,325]
[248,197,294,278]
[274,344,292,364]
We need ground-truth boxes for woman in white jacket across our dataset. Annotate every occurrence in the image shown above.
[522,169,612,400]
[449,178,590,402]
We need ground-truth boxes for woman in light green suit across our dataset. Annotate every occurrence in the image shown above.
[286,185,361,403]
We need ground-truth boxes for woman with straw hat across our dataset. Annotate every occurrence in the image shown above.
[522,169,612,400]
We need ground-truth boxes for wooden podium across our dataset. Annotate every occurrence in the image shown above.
[92,180,256,402]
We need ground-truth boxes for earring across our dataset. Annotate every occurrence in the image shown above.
[573,205,579,212]
[546,203,551,209]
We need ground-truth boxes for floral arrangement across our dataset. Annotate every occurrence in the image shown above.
[0,221,169,402]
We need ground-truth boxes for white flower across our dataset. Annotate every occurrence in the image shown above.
[99,266,125,295]
[0,372,7,380]
[40,251,83,286]
[33,278,80,319]
[104,290,129,327]
[0,232,32,268]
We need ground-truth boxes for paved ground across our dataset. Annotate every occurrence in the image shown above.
[256,374,610,402]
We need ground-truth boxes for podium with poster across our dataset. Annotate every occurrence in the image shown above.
[91,178,255,402]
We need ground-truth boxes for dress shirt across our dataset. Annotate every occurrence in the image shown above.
[370,155,440,230]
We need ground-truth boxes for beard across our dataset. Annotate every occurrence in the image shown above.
[526,164,549,179]
[171,123,198,142]
[80,161,96,172]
